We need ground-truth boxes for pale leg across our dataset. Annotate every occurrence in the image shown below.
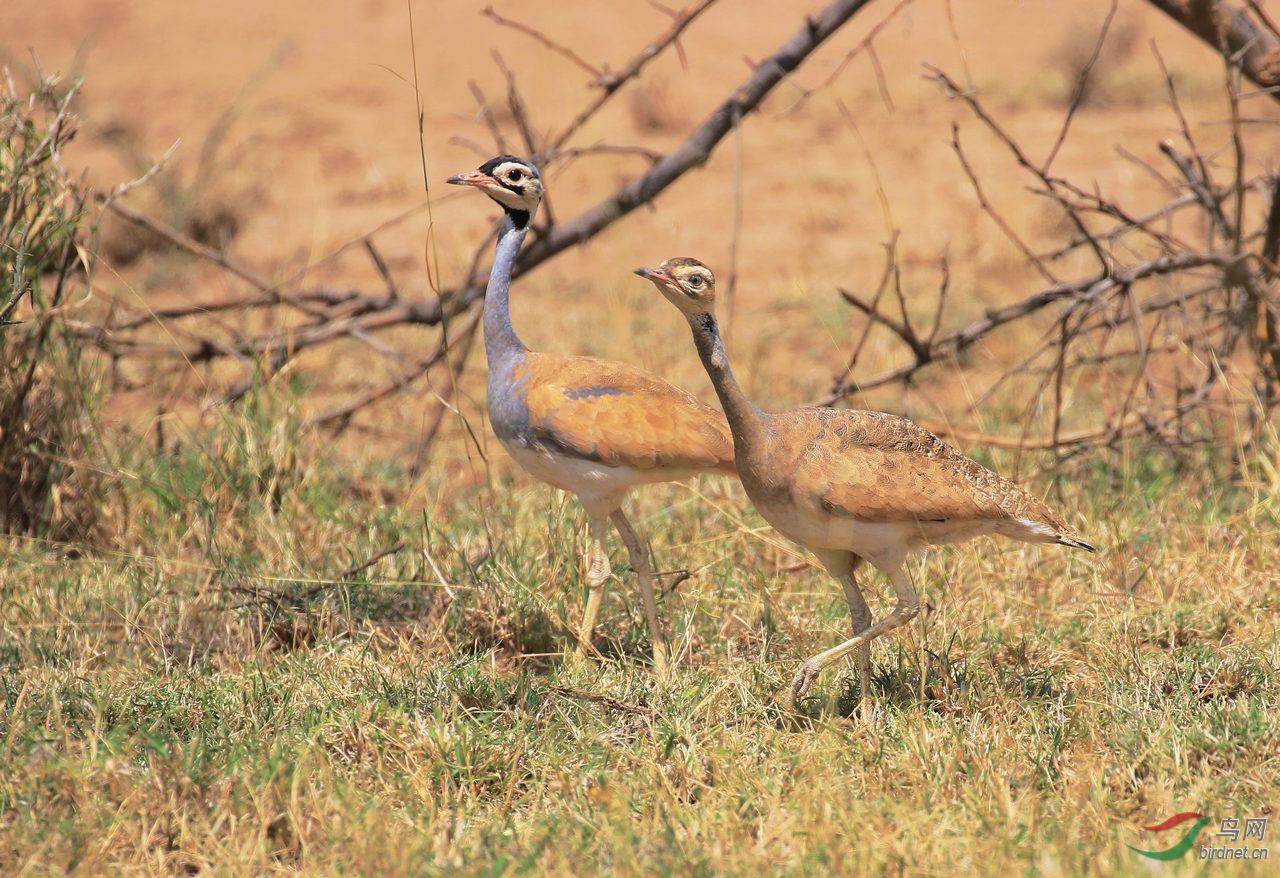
[841,567,872,717]
[792,564,919,706]
[816,550,872,716]
[577,515,612,656]
[610,510,669,674]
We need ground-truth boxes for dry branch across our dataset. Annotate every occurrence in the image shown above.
[482,5,603,78]
[820,252,1233,403]
[546,0,718,151]
[106,200,273,292]
[95,0,873,347]
[83,0,880,437]
[783,0,915,113]
[81,1,1278,461]
[825,38,1277,458]
[509,0,881,290]
[1145,0,1280,99]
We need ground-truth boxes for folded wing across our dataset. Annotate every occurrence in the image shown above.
[518,353,736,474]
[785,409,1068,529]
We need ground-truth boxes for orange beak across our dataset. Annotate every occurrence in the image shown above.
[446,170,496,188]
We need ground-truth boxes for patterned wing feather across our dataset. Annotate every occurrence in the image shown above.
[784,409,1071,529]
[517,353,735,473]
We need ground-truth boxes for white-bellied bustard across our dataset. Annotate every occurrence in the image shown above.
[635,257,1096,708]
[447,158,735,671]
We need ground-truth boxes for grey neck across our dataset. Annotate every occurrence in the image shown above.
[484,210,530,370]
[689,312,767,448]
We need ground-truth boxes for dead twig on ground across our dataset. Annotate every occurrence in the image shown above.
[549,685,657,717]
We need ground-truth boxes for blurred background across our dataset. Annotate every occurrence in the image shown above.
[3,0,1277,496]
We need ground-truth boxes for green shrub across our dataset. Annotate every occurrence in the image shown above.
[0,73,104,542]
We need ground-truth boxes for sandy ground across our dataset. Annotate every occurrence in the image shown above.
[4,0,1277,487]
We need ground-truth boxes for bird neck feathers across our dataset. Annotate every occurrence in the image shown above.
[483,211,530,372]
[689,313,766,450]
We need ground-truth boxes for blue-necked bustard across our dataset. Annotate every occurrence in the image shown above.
[635,257,1096,709]
[447,158,735,671]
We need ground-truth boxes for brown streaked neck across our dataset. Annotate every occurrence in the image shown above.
[688,311,767,450]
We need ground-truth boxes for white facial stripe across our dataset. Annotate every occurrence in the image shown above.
[487,187,527,209]
[477,164,541,212]
[493,162,527,181]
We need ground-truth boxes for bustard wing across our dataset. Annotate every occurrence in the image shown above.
[786,409,1071,528]
[515,353,736,474]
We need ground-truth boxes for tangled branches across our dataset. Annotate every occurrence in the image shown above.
[824,41,1280,462]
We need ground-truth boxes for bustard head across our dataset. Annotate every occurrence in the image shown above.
[634,257,717,318]
[447,155,543,217]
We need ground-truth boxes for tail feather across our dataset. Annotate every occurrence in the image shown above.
[1013,515,1098,553]
[1057,534,1098,553]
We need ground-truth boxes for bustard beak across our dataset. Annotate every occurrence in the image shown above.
[634,266,675,288]
[446,170,495,188]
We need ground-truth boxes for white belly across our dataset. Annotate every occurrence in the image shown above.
[502,440,699,518]
[755,497,1013,571]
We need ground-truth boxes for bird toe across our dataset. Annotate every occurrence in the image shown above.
[790,661,821,706]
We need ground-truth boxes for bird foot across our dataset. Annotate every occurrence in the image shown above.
[790,661,821,707]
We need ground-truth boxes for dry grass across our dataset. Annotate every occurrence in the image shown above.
[1,374,1277,875]
[4,1,1280,873]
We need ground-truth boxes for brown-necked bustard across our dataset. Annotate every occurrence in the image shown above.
[447,158,735,671]
[635,257,1096,708]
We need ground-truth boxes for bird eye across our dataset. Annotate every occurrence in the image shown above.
[507,168,523,181]
[688,275,704,288]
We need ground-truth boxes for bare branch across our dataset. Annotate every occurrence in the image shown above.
[1159,139,1232,239]
[491,51,541,159]
[542,143,665,165]
[88,0,879,377]
[515,0,883,279]
[948,122,1059,285]
[104,200,273,293]
[547,0,720,152]
[481,5,603,78]
[1043,0,1118,172]
[838,286,920,356]
[831,234,897,396]
[468,80,508,154]
[304,307,483,432]
[363,239,398,300]
[819,252,1233,404]
[1144,0,1280,101]
[784,0,914,113]
[930,65,1110,274]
